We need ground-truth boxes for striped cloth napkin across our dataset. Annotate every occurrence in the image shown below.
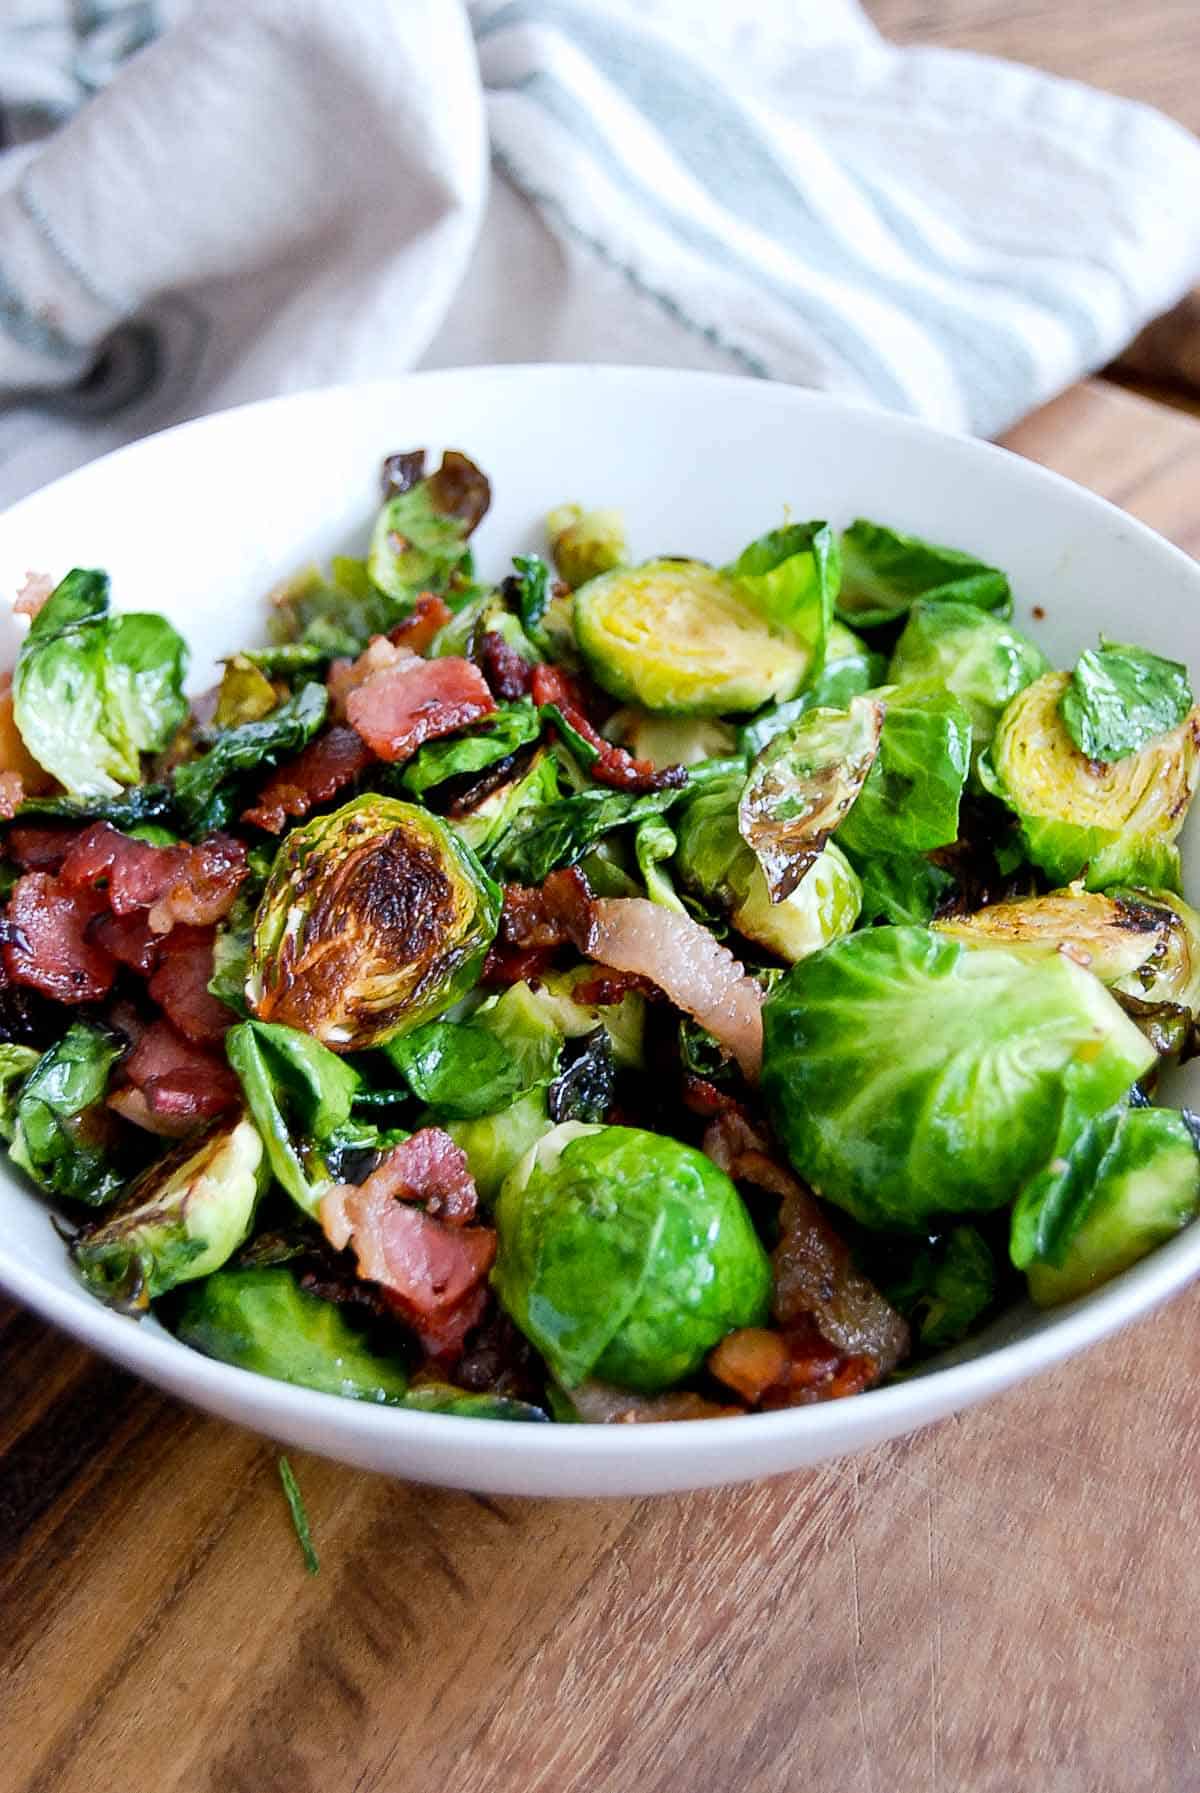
[2,0,1200,509]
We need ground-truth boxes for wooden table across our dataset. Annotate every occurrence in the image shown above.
[3,379,1200,1793]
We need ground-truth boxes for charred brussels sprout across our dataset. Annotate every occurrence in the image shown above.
[981,672,1200,890]
[494,1123,771,1391]
[887,600,1049,765]
[248,795,500,1051]
[933,887,1175,985]
[573,561,814,715]
[761,927,1156,1232]
[546,503,628,589]
[174,1266,412,1401]
[1012,1105,1200,1306]
[72,1115,265,1308]
[738,697,882,901]
[368,449,489,607]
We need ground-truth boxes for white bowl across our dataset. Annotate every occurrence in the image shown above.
[1,364,1198,1498]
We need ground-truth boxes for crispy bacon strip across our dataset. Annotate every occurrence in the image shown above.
[479,631,533,700]
[115,1016,239,1131]
[482,868,595,984]
[89,910,162,976]
[147,926,232,1046]
[387,592,452,653]
[241,724,375,834]
[59,823,247,933]
[4,872,115,1002]
[531,663,685,794]
[346,655,496,763]
[327,636,415,719]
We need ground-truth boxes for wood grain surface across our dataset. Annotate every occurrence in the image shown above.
[3,380,1200,1793]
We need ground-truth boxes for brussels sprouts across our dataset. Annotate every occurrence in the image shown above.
[386,980,562,1120]
[837,520,1011,629]
[607,710,738,770]
[248,795,500,1051]
[174,1266,413,1401]
[981,672,1200,890]
[1012,1105,1200,1306]
[870,1225,997,1352]
[450,747,559,859]
[10,1022,125,1205]
[214,655,280,728]
[173,681,328,836]
[739,621,885,757]
[226,1020,361,1215]
[738,697,882,900]
[887,600,1049,764]
[1111,889,1200,1019]
[494,1123,771,1391]
[0,1044,40,1141]
[445,1090,554,1204]
[1060,640,1192,764]
[546,503,628,589]
[933,887,1174,985]
[490,764,712,885]
[850,851,955,927]
[674,769,862,962]
[573,561,814,715]
[368,449,489,607]
[269,558,397,658]
[523,964,647,1068]
[14,569,189,799]
[400,702,541,798]
[835,685,971,860]
[72,1114,265,1308]
[761,927,1156,1231]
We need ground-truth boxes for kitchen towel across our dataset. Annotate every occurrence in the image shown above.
[2,0,1200,509]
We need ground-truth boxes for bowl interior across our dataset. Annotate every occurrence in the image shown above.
[0,364,1197,1496]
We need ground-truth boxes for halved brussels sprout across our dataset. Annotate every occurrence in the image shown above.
[738,696,883,900]
[494,1122,771,1391]
[174,1266,412,1401]
[446,747,559,858]
[887,600,1049,764]
[761,926,1156,1231]
[675,769,862,963]
[546,503,628,589]
[1012,1105,1200,1306]
[605,710,738,769]
[573,560,813,715]
[981,672,1200,890]
[248,794,500,1051]
[933,887,1173,984]
[446,1090,555,1204]
[73,1114,265,1308]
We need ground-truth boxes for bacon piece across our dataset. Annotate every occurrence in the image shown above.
[325,1127,478,1230]
[148,926,232,1046]
[387,592,452,653]
[706,1328,790,1403]
[4,872,115,1001]
[346,654,495,763]
[566,1382,742,1423]
[107,1085,201,1139]
[702,1109,909,1378]
[482,868,595,983]
[480,943,556,987]
[7,825,81,873]
[408,1283,490,1364]
[571,970,661,1007]
[118,1016,239,1128]
[532,663,685,794]
[241,724,375,834]
[13,571,55,618]
[90,910,162,976]
[327,635,415,719]
[59,823,247,933]
[0,772,23,819]
[585,898,764,1081]
[480,631,533,700]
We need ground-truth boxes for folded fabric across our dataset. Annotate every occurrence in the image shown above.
[2,0,1200,511]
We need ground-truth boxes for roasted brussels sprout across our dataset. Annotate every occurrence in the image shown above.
[368,449,489,605]
[226,1019,361,1215]
[248,795,500,1050]
[546,503,628,589]
[837,520,1010,629]
[446,1090,554,1204]
[933,886,1174,985]
[738,696,882,900]
[214,655,280,728]
[869,1225,997,1353]
[887,600,1049,764]
[605,710,738,770]
[72,1114,265,1308]
[1012,1105,1200,1306]
[174,1266,412,1401]
[675,769,862,963]
[523,964,647,1067]
[761,926,1156,1231]
[494,1123,771,1391]
[981,672,1200,890]
[573,561,814,715]
[1060,640,1192,764]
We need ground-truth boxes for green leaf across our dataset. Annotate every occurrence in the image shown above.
[634,814,685,912]
[11,785,176,829]
[1060,640,1193,763]
[738,622,885,757]
[510,553,552,648]
[835,686,971,859]
[848,851,955,926]
[0,1044,41,1142]
[10,1023,124,1205]
[225,1020,360,1216]
[837,521,1011,629]
[367,453,488,606]
[887,600,1049,767]
[13,569,188,798]
[873,1225,996,1351]
[725,520,838,669]
[386,981,561,1120]
[400,701,541,797]
[173,682,328,835]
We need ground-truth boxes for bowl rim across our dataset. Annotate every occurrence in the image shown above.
[2,360,1199,1465]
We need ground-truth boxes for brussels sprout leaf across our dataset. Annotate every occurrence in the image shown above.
[872,1225,996,1351]
[10,1022,124,1205]
[400,701,541,797]
[838,521,1011,629]
[738,696,883,902]
[12,784,176,828]
[836,687,971,860]
[0,1043,40,1141]
[887,600,1049,764]
[226,1020,360,1215]
[634,814,685,912]
[173,682,328,835]
[738,627,886,757]
[548,1028,616,1124]
[849,851,955,926]
[13,569,188,798]
[725,521,838,668]
[367,451,489,608]
[386,982,561,1120]
[1060,640,1193,764]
